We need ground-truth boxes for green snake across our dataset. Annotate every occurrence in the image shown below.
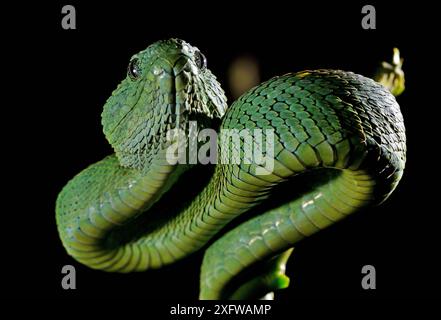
[56,39,406,299]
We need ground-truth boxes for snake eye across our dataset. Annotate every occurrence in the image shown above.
[194,50,207,70]
[128,58,141,80]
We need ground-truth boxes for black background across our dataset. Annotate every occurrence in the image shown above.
[9,1,439,301]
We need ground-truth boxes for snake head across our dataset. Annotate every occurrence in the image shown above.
[102,38,227,169]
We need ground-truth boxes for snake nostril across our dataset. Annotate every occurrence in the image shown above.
[153,66,164,76]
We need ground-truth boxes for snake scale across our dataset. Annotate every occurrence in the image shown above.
[56,39,406,299]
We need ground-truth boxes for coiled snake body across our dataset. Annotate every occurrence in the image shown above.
[56,39,406,299]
